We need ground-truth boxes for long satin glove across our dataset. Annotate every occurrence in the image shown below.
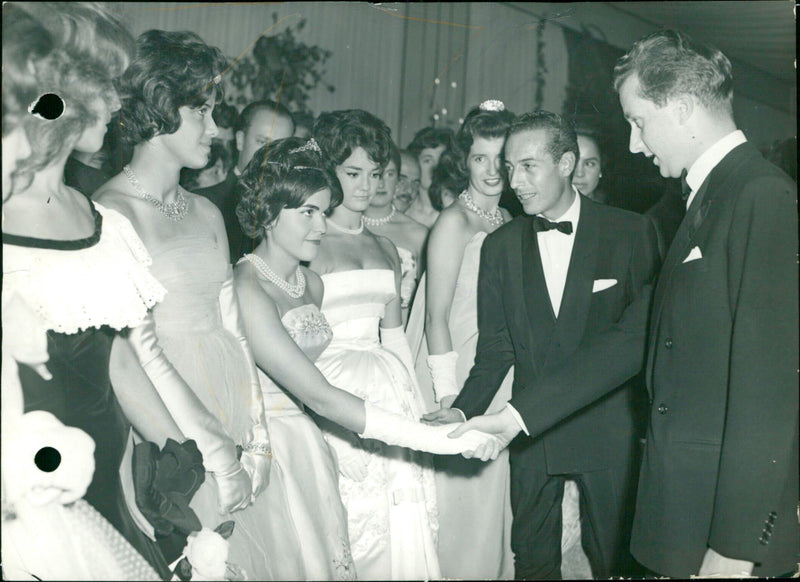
[218,270,271,497]
[361,401,502,455]
[427,351,460,403]
[380,325,416,378]
[126,310,249,513]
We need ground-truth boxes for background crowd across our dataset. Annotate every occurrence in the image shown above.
[2,2,797,581]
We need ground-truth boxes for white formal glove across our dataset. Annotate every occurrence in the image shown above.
[426,351,460,403]
[212,462,252,514]
[240,446,271,498]
[361,401,501,456]
[380,325,416,377]
[126,311,241,479]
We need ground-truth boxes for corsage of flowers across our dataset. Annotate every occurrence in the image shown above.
[172,521,246,581]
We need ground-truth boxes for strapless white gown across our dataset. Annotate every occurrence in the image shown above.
[315,269,441,581]
[255,304,356,581]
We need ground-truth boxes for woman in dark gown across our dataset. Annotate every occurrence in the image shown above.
[1,5,191,578]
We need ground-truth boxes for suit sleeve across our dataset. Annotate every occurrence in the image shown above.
[509,217,659,435]
[707,176,799,562]
[452,235,516,418]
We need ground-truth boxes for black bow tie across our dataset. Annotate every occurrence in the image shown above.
[680,171,692,201]
[533,216,573,235]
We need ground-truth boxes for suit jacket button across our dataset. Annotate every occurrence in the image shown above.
[665,338,673,348]
[658,404,668,415]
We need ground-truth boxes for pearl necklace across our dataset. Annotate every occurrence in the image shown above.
[327,217,364,235]
[243,253,306,298]
[123,165,188,222]
[459,190,503,228]
[363,205,397,227]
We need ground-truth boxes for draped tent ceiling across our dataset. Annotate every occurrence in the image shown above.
[609,1,795,83]
[118,2,795,147]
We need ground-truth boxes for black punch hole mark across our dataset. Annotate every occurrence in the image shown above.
[34,446,62,472]
[29,93,64,120]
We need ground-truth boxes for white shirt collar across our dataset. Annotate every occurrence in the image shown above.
[538,185,581,231]
[685,130,746,208]
[233,165,242,177]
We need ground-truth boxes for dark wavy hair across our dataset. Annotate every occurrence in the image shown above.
[613,29,734,115]
[212,100,239,130]
[312,109,393,169]
[451,104,515,179]
[119,30,228,146]
[429,149,468,211]
[2,4,54,132]
[406,126,454,159]
[236,137,343,240]
[507,111,579,175]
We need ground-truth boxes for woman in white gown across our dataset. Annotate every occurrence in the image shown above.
[303,110,451,580]
[407,100,516,579]
[233,136,497,580]
[96,30,273,580]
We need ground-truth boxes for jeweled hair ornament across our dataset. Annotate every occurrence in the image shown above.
[479,99,505,112]
[289,137,322,155]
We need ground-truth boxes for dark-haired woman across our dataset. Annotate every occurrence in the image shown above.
[307,110,446,579]
[95,30,273,580]
[408,101,516,579]
[234,137,497,580]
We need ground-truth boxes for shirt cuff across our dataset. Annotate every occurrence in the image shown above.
[452,408,467,423]
[505,404,529,436]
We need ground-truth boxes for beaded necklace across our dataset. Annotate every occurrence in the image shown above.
[458,190,503,228]
[243,253,306,299]
[123,165,188,222]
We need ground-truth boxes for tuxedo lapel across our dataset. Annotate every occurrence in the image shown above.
[546,199,599,366]
[521,217,555,371]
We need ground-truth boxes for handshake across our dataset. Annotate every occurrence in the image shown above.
[421,404,523,461]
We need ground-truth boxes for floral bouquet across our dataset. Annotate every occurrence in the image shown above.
[172,521,246,581]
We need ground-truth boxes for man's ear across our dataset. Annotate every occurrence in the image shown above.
[235,130,245,153]
[559,151,576,177]
[674,94,694,125]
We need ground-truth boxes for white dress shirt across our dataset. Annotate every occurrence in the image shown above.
[685,130,747,209]
[505,188,581,435]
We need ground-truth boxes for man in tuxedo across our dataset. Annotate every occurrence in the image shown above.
[427,111,659,579]
[612,30,799,578]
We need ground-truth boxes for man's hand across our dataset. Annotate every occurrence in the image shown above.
[695,547,754,578]
[422,406,464,425]
[446,407,521,460]
[439,395,457,409]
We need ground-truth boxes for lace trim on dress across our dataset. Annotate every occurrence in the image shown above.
[2,203,166,334]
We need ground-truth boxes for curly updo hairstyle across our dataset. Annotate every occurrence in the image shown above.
[13,2,135,183]
[311,109,393,169]
[236,137,343,241]
[119,30,228,146]
[451,104,515,179]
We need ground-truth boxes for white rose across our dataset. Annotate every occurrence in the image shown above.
[183,527,229,580]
